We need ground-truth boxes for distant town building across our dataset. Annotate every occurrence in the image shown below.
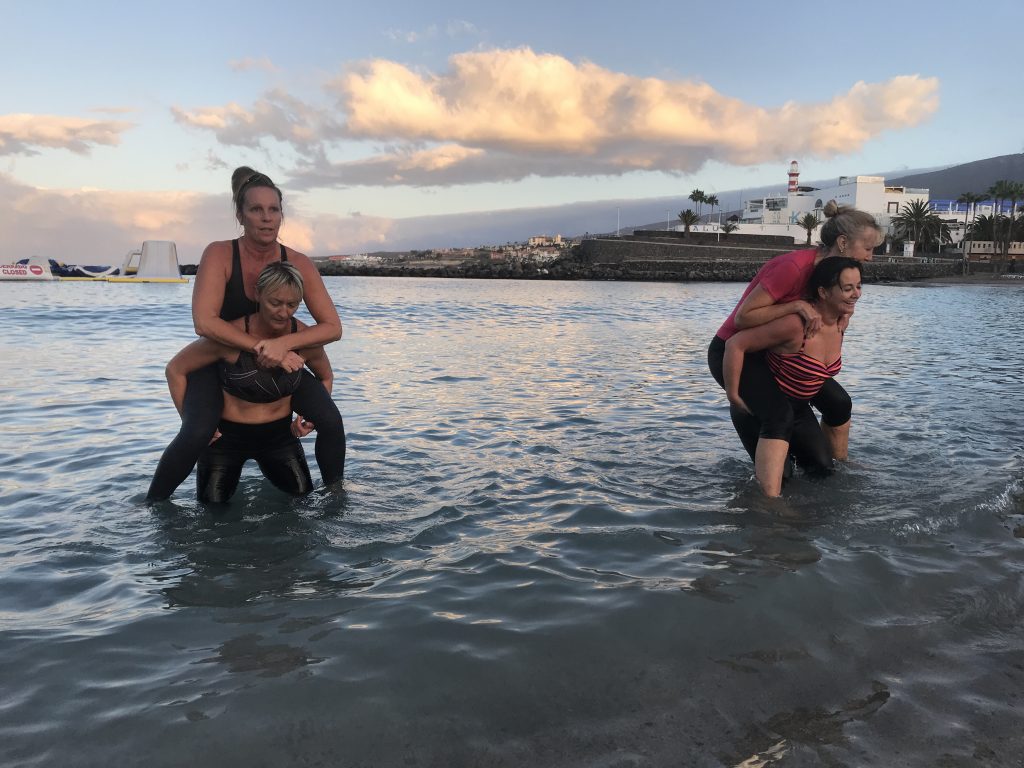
[528,235,562,247]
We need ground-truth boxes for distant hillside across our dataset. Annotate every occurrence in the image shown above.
[321,154,1024,253]
[888,153,1024,199]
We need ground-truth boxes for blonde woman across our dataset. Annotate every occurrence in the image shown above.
[165,262,332,503]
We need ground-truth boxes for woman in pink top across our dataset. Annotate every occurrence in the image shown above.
[723,258,863,496]
[706,201,882,488]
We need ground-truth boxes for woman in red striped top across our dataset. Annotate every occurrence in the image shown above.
[723,258,863,497]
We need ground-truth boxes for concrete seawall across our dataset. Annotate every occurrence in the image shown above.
[311,236,964,283]
[570,237,963,282]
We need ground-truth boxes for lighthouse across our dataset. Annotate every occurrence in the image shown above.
[787,160,800,193]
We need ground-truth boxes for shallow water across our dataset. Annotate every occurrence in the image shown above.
[1,276,1023,767]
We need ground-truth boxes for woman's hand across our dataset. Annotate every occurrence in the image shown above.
[291,415,316,438]
[795,301,822,338]
[254,338,305,372]
[278,351,306,373]
[209,428,222,445]
[727,390,751,415]
[253,336,291,368]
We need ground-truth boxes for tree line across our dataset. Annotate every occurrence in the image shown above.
[890,180,1023,271]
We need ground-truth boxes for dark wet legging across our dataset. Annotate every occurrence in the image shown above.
[147,363,345,500]
[707,335,851,476]
[197,417,312,503]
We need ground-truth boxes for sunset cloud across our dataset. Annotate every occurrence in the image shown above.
[172,47,939,188]
[0,114,134,156]
[326,48,939,181]
[171,89,339,151]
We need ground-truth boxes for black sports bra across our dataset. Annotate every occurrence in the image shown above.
[219,239,289,321]
[219,316,303,403]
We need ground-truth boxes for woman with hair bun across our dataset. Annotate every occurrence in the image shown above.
[707,200,882,490]
[147,167,346,500]
[164,261,331,502]
[722,257,864,496]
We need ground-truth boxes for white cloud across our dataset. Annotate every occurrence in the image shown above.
[229,56,278,73]
[171,89,340,152]
[173,47,939,189]
[446,20,479,38]
[0,113,134,156]
[331,48,939,176]
[384,24,441,44]
[90,106,139,115]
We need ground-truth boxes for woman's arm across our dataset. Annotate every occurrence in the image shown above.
[254,251,342,365]
[289,343,334,437]
[303,347,334,394]
[723,316,804,413]
[191,241,262,352]
[165,339,227,416]
[733,284,820,335]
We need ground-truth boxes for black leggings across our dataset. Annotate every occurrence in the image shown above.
[197,417,312,503]
[147,364,345,500]
[707,335,850,474]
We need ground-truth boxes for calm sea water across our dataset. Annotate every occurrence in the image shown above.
[1,276,1023,767]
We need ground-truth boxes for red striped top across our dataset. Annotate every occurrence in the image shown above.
[766,349,842,400]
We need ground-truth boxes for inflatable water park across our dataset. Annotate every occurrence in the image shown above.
[0,241,188,283]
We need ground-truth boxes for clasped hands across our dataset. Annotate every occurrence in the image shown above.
[253,337,305,372]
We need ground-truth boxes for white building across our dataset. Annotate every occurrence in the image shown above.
[739,162,928,232]
[681,162,931,247]
[528,234,563,247]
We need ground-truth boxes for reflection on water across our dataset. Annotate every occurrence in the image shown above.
[1,277,1023,766]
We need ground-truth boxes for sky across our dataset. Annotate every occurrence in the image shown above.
[2,0,1023,263]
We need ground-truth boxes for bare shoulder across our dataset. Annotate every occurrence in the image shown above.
[285,246,315,271]
[284,246,325,283]
[283,244,310,264]
[202,239,234,260]
[198,239,234,271]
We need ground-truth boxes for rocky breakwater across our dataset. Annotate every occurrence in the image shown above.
[567,236,963,283]
[311,237,963,283]
[318,259,553,280]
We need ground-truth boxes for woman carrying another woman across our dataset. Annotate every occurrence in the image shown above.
[723,257,863,496]
[707,201,882,488]
[147,167,345,500]
[165,262,329,502]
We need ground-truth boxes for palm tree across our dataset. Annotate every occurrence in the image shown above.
[986,180,1024,271]
[688,189,705,218]
[720,221,739,240]
[892,199,929,245]
[956,192,985,274]
[677,209,700,237]
[1002,181,1024,251]
[957,192,986,243]
[705,194,719,222]
[892,199,948,252]
[968,214,997,240]
[797,212,820,245]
